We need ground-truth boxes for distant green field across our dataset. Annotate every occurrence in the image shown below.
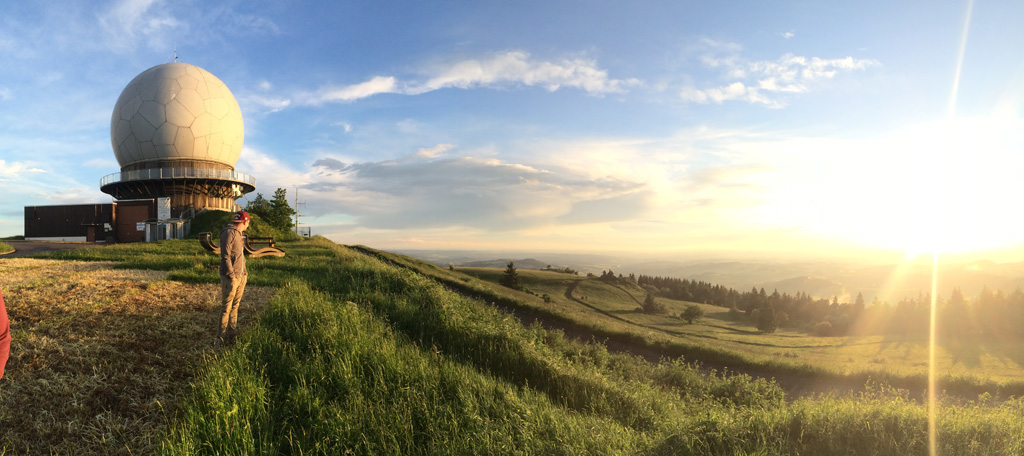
[457,266,1024,395]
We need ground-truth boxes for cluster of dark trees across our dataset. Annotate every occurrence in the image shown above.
[628,272,872,334]
[244,188,297,232]
[876,287,1024,338]
[544,265,579,275]
[598,270,1024,338]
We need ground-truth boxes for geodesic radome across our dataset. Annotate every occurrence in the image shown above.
[110,62,244,169]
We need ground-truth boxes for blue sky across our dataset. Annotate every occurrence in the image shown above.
[2,0,1024,261]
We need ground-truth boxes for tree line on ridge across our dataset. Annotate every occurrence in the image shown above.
[594,270,1024,338]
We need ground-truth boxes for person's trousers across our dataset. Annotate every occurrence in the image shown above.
[217,275,247,345]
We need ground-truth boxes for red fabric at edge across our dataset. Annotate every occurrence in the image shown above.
[0,290,9,380]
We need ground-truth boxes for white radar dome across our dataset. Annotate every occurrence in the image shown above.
[110,62,244,168]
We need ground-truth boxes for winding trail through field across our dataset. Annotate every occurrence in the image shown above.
[563,280,638,326]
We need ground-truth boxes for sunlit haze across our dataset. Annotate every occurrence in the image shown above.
[2,1,1023,262]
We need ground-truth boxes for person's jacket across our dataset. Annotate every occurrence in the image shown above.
[219,224,247,279]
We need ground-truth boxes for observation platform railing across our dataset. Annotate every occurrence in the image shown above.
[100,167,256,187]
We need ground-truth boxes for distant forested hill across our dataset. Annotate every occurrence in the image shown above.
[459,258,551,270]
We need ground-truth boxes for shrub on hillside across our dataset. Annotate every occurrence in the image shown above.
[500,261,522,291]
[680,304,704,324]
[813,320,833,337]
[641,294,667,315]
[756,305,779,333]
[728,305,742,320]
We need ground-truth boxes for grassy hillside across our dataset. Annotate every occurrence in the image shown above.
[3,239,1024,454]
[448,265,1024,396]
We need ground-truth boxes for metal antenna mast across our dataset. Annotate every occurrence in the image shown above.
[293,187,306,237]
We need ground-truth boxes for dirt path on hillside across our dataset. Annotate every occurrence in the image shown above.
[1,240,104,257]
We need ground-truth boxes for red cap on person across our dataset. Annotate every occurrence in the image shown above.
[233,211,250,224]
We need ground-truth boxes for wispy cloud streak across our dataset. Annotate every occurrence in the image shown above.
[298,51,638,105]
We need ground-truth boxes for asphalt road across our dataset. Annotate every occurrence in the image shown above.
[0,241,104,258]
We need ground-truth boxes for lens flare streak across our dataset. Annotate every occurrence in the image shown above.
[930,1,974,454]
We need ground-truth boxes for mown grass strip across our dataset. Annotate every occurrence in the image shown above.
[0,260,272,455]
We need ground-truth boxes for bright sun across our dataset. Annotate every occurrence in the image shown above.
[748,115,1024,259]
[887,116,1024,257]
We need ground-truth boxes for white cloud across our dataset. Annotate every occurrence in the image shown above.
[235,147,310,198]
[415,144,454,158]
[685,165,768,192]
[681,82,777,106]
[312,76,399,104]
[0,160,45,179]
[757,78,805,93]
[781,31,795,39]
[242,94,292,113]
[298,50,638,105]
[396,119,423,134]
[97,0,184,52]
[302,152,652,231]
[92,1,277,54]
[292,127,784,242]
[83,158,118,169]
[221,10,280,35]
[697,38,743,53]
[413,51,638,95]
[681,41,879,107]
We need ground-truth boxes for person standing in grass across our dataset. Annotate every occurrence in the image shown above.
[1,289,10,379]
[216,211,250,347]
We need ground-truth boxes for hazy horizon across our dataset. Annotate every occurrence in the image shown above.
[387,244,1024,267]
[392,246,1024,308]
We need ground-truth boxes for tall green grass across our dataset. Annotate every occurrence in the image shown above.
[33,238,1024,454]
[163,281,645,454]
[0,241,12,254]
